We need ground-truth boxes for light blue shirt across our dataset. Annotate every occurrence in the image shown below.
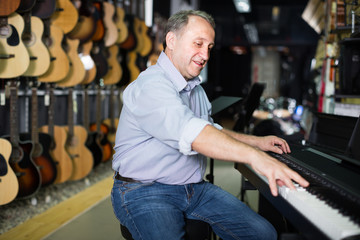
[112,52,222,184]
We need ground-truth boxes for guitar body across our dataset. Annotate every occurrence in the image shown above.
[115,5,128,44]
[138,20,152,57]
[0,12,30,78]
[0,138,19,205]
[103,44,122,85]
[22,16,51,77]
[103,1,118,47]
[32,0,56,19]
[0,0,20,16]
[39,125,73,184]
[120,14,137,51]
[91,42,109,80]
[68,0,98,44]
[102,117,118,146]
[85,131,103,167]
[51,0,78,34]
[4,137,41,199]
[80,40,97,85]
[17,0,36,13]
[38,23,70,83]
[56,38,86,87]
[127,50,140,84]
[19,132,57,187]
[64,125,93,181]
[91,2,105,42]
[89,123,112,163]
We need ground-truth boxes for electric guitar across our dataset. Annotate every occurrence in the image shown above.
[5,79,41,199]
[39,83,73,184]
[0,12,30,79]
[0,138,19,205]
[19,79,58,187]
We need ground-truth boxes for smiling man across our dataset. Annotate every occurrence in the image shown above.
[111,10,308,240]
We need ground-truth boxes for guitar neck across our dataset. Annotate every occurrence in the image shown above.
[83,86,90,131]
[96,85,102,132]
[8,80,19,148]
[67,87,75,138]
[30,82,39,145]
[47,83,55,137]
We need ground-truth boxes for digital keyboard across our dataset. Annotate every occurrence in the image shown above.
[236,150,360,240]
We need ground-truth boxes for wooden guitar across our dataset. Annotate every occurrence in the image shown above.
[56,37,86,87]
[5,79,41,199]
[0,138,19,205]
[103,44,122,85]
[0,12,30,79]
[38,19,70,83]
[89,84,112,163]
[102,85,119,147]
[39,83,73,184]
[113,0,128,44]
[51,0,78,34]
[19,79,58,187]
[65,87,93,180]
[103,0,119,47]
[32,0,56,19]
[136,0,152,58]
[80,40,97,85]
[83,86,103,167]
[21,13,51,77]
[68,0,98,44]
[119,0,137,51]
[0,0,20,17]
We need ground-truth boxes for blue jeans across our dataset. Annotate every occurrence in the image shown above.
[111,179,277,240]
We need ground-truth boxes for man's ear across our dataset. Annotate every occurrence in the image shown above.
[165,32,176,50]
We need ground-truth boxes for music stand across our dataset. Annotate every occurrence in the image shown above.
[206,96,242,184]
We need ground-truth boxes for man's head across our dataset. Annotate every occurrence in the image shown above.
[163,10,215,80]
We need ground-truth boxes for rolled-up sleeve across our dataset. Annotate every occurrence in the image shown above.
[179,118,210,155]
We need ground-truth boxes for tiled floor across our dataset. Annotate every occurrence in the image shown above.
[42,159,259,240]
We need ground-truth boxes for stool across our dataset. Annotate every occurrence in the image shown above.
[120,218,212,240]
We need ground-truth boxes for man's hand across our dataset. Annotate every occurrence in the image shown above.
[250,150,309,197]
[256,135,291,154]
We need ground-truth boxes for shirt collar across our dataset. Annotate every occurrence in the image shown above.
[157,51,201,92]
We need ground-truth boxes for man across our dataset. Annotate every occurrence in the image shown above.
[111,10,309,240]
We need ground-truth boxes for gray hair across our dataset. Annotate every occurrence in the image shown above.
[163,10,215,50]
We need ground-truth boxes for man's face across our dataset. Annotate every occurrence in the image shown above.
[166,16,215,80]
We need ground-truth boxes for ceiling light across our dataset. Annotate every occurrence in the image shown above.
[233,0,251,13]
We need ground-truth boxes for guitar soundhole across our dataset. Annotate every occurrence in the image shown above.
[7,25,20,47]
[0,155,8,176]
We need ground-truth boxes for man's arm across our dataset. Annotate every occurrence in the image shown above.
[191,125,309,197]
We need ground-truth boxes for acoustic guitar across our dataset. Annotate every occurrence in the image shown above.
[119,0,136,51]
[56,37,86,87]
[113,0,128,44]
[4,79,41,199]
[102,85,119,147]
[89,84,112,163]
[38,19,70,83]
[68,0,98,44]
[83,86,103,167]
[32,0,56,19]
[136,0,152,58]
[103,44,122,85]
[0,138,19,205]
[39,84,73,184]
[21,14,51,77]
[19,79,58,187]
[103,1,119,47]
[65,87,93,180]
[0,12,30,79]
[51,0,78,34]
[80,40,97,85]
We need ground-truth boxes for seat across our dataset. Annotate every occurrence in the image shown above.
[120,218,212,240]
